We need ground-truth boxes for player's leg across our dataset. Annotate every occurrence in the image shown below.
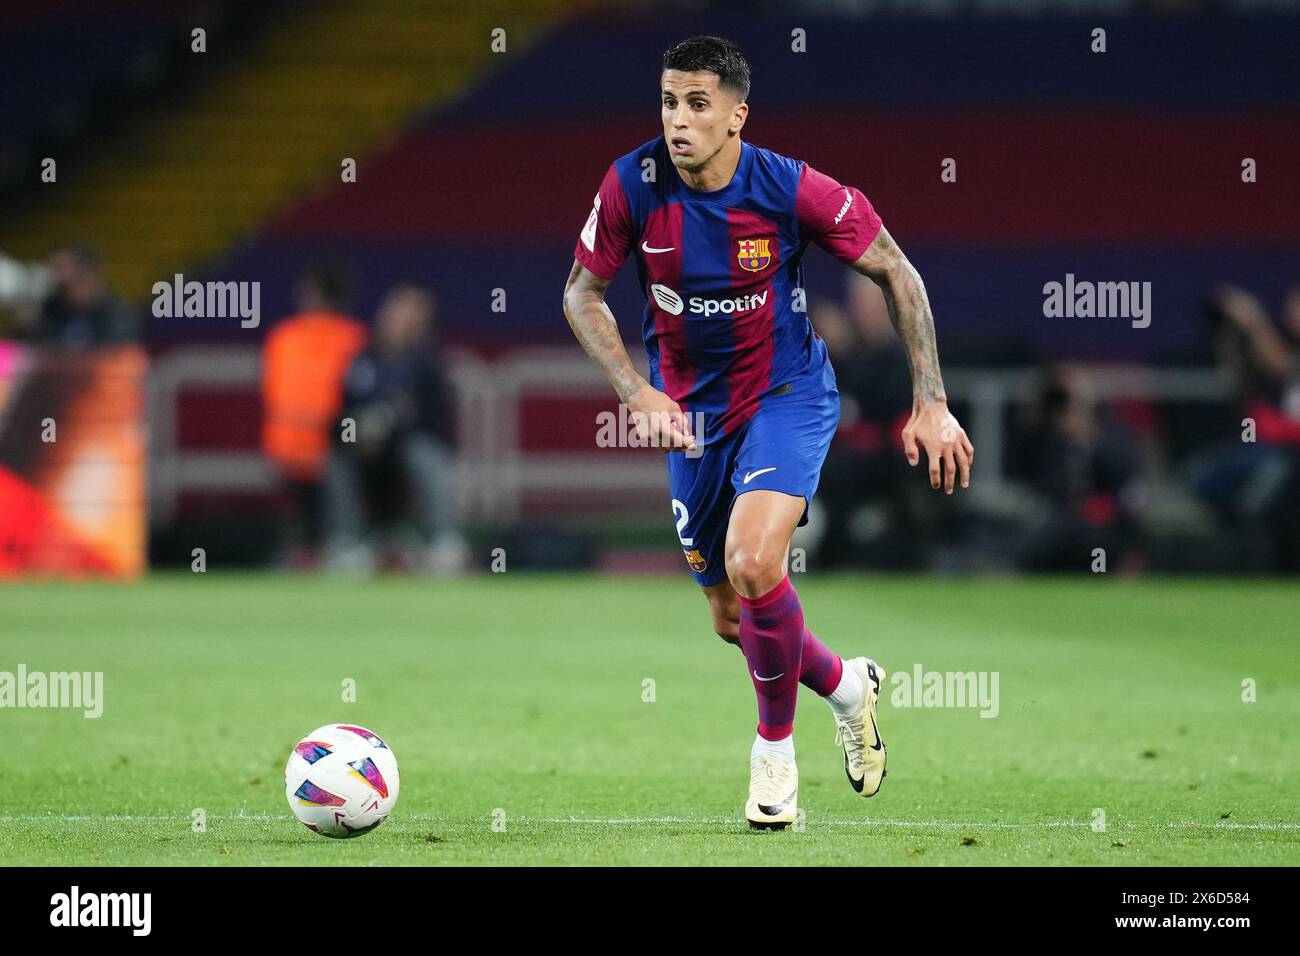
[703,573,851,695]
[725,488,806,738]
[667,443,808,828]
[725,489,806,827]
[701,580,741,646]
[732,383,888,801]
[706,569,876,794]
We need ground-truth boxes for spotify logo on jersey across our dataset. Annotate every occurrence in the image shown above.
[650,283,684,315]
[650,283,771,318]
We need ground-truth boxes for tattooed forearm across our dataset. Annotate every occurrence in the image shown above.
[851,227,947,405]
[562,260,647,403]
[878,261,946,404]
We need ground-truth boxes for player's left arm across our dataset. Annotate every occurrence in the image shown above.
[850,225,973,493]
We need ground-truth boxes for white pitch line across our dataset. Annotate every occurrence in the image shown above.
[1,814,1297,830]
[537,818,1300,831]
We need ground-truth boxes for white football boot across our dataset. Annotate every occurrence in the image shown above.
[833,657,888,797]
[745,754,799,830]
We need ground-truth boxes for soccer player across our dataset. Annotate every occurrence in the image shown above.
[562,36,973,829]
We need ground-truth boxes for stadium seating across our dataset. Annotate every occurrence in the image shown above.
[211,13,1300,363]
[0,0,576,299]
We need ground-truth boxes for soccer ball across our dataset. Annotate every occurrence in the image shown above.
[285,723,400,838]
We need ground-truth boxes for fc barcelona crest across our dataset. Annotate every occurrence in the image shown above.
[737,238,772,272]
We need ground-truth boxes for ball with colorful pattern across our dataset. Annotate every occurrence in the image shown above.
[284,723,400,838]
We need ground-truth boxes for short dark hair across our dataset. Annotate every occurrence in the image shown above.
[662,35,750,102]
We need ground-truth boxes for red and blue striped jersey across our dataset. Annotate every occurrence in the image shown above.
[574,137,882,442]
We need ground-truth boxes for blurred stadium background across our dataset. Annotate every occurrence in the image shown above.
[2,0,1299,581]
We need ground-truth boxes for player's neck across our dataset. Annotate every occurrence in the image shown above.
[676,138,742,193]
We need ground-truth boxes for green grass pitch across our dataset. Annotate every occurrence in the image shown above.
[1,572,1296,866]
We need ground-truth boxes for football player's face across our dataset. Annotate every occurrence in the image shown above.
[660,70,744,171]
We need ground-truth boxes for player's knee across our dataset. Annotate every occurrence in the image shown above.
[725,547,784,599]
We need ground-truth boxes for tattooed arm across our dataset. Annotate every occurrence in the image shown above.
[850,226,973,493]
[562,260,695,451]
[851,226,945,403]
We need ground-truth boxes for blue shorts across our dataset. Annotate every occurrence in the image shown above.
[665,374,840,587]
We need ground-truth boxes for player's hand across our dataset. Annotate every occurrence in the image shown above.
[626,383,697,453]
[902,400,973,494]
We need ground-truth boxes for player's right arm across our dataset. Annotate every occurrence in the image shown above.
[563,162,695,452]
[562,260,695,452]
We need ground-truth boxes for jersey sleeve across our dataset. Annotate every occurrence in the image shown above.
[796,162,882,265]
[574,163,634,280]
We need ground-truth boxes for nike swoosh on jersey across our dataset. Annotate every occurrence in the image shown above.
[753,670,785,682]
[640,241,676,254]
[743,467,777,484]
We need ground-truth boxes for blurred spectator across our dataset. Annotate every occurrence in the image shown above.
[322,284,466,575]
[261,264,367,566]
[811,274,915,567]
[0,251,52,338]
[1011,363,1145,572]
[1186,283,1300,568]
[24,243,137,347]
